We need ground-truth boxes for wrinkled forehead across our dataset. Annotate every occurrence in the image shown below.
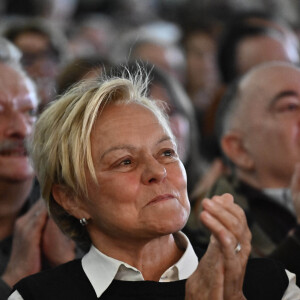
[101,101,174,137]
[0,63,38,107]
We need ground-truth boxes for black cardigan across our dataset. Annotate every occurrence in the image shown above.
[13,249,289,300]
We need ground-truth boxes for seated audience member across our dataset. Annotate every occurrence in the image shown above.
[218,19,299,86]
[187,61,300,286]
[178,14,225,189]
[8,66,300,299]
[112,22,185,83]
[180,16,221,118]
[67,13,117,59]
[201,12,300,164]
[56,55,111,95]
[0,37,75,300]
[3,17,68,112]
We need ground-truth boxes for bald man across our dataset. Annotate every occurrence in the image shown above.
[187,61,300,286]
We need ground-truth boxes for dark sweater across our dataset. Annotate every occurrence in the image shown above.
[13,254,288,300]
[185,175,300,286]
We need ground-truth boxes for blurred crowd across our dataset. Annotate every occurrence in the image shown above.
[1,0,300,174]
[2,0,300,298]
[2,0,300,237]
[1,0,300,222]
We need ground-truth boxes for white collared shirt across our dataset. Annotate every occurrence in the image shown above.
[8,231,300,299]
[82,232,198,298]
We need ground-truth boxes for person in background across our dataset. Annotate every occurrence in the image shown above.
[179,16,222,178]
[8,65,300,299]
[180,17,221,117]
[187,61,300,286]
[112,21,185,83]
[217,13,299,86]
[66,13,117,59]
[56,55,111,95]
[202,11,300,161]
[0,37,75,300]
[191,10,300,202]
[2,17,68,112]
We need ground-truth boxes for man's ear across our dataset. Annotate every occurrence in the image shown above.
[221,132,254,171]
[52,184,91,220]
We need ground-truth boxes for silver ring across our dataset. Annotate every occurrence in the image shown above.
[234,242,242,254]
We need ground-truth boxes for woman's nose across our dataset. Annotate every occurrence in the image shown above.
[141,157,167,184]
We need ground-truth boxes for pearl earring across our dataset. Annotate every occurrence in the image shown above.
[79,217,88,226]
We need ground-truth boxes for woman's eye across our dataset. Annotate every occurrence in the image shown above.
[120,159,132,166]
[162,149,177,158]
[163,150,173,156]
[110,157,134,171]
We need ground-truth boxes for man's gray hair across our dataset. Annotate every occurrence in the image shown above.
[0,37,22,67]
[0,37,39,105]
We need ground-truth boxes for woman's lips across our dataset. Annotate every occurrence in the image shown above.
[148,194,175,205]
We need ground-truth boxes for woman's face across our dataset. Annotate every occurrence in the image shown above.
[81,103,190,245]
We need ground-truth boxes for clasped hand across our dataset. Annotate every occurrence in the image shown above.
[2,199,76,287]
[185,193,251,300]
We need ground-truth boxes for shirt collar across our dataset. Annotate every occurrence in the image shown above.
[262,187,295,215]
[81,231,198,298]
[172,231,198,280]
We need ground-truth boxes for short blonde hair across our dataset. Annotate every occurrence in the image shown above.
[30,67,173,247]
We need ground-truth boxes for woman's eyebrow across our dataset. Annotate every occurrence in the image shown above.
[100,145,136,160]
[157,135,172,145]
[100,136,174,160]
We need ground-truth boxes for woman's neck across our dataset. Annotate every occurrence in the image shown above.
[92,233,184,281]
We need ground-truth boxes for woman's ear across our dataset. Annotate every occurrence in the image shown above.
[52,184,91,220]
[221,131,254,171]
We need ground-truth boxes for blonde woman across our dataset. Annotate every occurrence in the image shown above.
[9,67,299,299]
